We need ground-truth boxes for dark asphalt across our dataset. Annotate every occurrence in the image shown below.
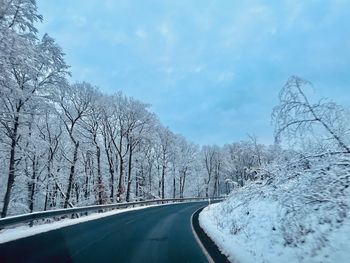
[0,202,209,263]
[193,208,230,263]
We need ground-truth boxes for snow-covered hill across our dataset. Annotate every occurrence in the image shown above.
[200,155,350,263]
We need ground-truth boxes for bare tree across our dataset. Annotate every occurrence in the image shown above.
[273,76,350,154]
[124,99,155,202]
[176,136,198,198]
[0,30,68,217]
[100,97,118,202]
[80,90,106,205]
[155,127,175,199]
[202,145,217,197]
[58,82,93,208]
[36,110,63,211]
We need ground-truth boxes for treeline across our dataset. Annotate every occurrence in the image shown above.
[0,0,274,217]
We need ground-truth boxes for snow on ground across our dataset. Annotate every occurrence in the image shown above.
[200,155,350,263]
[0,201,198,244]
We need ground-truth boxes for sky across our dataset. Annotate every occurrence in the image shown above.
[36,0,350,146]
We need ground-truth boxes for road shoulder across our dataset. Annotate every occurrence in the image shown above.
[191,207,230,263]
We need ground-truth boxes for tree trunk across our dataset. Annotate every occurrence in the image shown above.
[173,173,176,199]
[75,183,79,204]
[148,165,152,195]
[28,156,37,213]
[96,144,103,205]
[117,157,124,202]
[158,179,161,198]
[103,139,115,203]
[126,144,133,202]
[180,172,186,198]
[217,180,220,196]
[51,183,58,208]
[44,153,53,211]
[179,178,182,198]
[28,158,37,227]
[213,176,218,197]
[84,172,89,200]
[1,115,19,218]
[135,174,139,198]
[44,183,49,211]
[64,141,79,208]
[161,165,166,199]
[109,164,115,202]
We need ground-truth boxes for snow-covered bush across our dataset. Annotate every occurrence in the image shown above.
[200,154,350,262]
[200,77,350,262]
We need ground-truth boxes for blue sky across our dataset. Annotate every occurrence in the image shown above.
[37,0,350,145]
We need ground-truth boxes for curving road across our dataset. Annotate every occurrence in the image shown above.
[0,202,209,263]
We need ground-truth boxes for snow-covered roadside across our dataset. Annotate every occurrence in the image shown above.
[199,156,350,263]
[200,200,299,263]
[0,201,195,244]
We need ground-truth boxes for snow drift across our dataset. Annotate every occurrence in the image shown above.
[200,154,350,263]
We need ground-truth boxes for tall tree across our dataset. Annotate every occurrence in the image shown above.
[124,99,155,202]
[0,5,68,216]
[58,82,93,208]
[155,127,174,199]
[273,76,350,154]
[202,145,217,197]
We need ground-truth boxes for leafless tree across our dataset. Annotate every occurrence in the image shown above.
[58,82,93,208]
[273,76,350,154]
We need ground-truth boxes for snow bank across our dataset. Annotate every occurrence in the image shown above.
[199,155,350,263]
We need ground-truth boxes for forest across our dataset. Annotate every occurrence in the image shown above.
[0,0,272,218]
[1,0,349,226]
[2,1,350,262]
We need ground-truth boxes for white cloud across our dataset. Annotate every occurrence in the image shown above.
[72,15,87,27]
[220,3,274,49]
[102,0,130,9]
[194,64,206,73]
[159,66,174,74]
[159,22,176,44]
[75,67,95,81]
[286,1,305,27]
[111,31,129,45]
[217,71,235,84]
[135,28,146,39]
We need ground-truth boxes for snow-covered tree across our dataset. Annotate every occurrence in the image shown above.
[0,1,68,217]
[273,76,350,154]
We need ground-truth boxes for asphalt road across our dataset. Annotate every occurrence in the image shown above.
[0,202,209,263]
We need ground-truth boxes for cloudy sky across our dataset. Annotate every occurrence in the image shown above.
[37,0,350,145]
